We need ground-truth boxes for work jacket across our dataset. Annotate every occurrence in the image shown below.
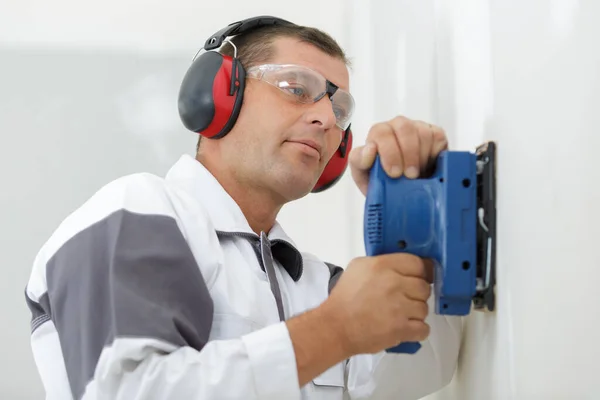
[25,154,462,400]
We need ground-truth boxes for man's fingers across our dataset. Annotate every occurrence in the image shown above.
[350,116,449,198]
[389,117,420,179]
[359,142,378,170]
[404,320,430,342]
[405,299,429,321]
[376,253,429,279]
[400,276,432,302]
[415,121,434,173]
[366,123,404,178]
[348,144,377,195]
[430,124,449,158]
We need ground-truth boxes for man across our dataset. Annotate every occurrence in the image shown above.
[24,16,461,400]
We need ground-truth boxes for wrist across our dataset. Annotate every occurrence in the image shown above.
[315,298,354,359]
[286,301,351,386]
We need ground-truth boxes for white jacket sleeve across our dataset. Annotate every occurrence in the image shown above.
[345,295,463,400]
[25,207,301,400]
[84,322,300,400]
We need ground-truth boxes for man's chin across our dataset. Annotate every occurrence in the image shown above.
[268,160,323,199]
[276,174,319,201]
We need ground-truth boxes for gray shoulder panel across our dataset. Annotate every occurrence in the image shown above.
[44,209,214,400]
[324,262,344,294]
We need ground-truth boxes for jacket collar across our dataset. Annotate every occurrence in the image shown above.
[164,154,303,281]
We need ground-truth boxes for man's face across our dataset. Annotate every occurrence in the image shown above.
[220,36,351,202]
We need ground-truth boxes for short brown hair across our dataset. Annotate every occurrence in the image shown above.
[219,23,351,70]
[196,22,350,151]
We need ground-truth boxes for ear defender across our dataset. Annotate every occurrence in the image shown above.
[312,126,353,193]
[178,51,245,139]
[177,15,352,193]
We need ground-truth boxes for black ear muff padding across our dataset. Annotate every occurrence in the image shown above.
[178,51,245,139]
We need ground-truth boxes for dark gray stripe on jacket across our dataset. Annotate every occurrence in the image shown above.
[28,209,214,400]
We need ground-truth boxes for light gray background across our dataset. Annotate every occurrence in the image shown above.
[1,2,358,398]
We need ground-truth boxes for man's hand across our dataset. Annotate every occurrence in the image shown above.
[322,254,434,356]
[286,253,433,387]
[349,116,449,196]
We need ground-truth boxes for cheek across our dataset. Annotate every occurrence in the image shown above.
[242,89,291,133]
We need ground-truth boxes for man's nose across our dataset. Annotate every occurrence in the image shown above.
[304,96,337,130]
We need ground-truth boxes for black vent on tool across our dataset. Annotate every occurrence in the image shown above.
[366,203,383,245]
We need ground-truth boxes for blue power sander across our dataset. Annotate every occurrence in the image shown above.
[364,141,497,354]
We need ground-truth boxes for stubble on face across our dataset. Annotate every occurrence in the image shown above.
[239,38,350,199]
[204,36,350,203]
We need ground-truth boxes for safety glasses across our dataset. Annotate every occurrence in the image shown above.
[246,63,354,131]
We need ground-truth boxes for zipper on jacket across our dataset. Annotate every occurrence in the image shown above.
[216,230,286,322]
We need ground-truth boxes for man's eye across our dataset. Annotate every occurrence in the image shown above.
[285,86,305,96]
[281,84,312,101]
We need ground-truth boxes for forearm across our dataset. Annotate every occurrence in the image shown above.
[286,302,350,387]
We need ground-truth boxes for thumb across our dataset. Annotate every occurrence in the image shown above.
[349,143,378,196]
[354,142,377,170]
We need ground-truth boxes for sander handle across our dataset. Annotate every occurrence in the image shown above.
[363,155,431,354]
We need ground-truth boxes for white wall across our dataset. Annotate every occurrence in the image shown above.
[442,0,600,398]
[347,0,600,399]
[0,2,354,398]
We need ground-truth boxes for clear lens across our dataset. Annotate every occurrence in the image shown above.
[247,64,354,130]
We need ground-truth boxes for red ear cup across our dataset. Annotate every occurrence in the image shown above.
[312,127,353,193]
[178,51,245,139]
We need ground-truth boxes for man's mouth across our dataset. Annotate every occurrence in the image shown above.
[287,139,322,158]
